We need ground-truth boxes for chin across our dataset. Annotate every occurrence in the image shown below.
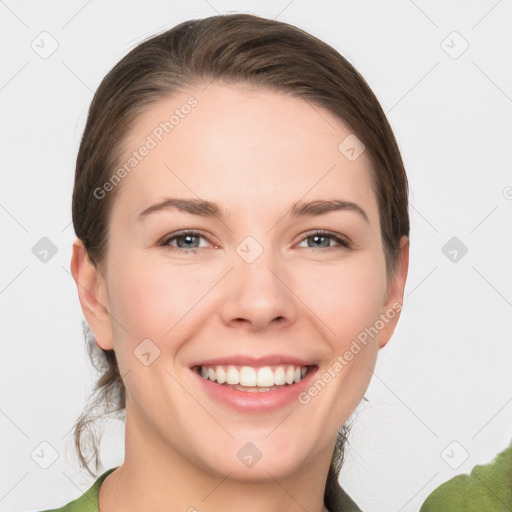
[194,436,308,482]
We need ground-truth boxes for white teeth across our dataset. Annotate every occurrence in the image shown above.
[198,364,310,388]
[285,366,295,385]
[226,365,239,385]
[274,366,286,385]
[257,367,275,387]
[240,366,257,386]
[216,366,227,384]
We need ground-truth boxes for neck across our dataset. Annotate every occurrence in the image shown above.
[99,402,332,512]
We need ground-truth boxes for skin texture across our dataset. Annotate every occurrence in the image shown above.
[71,82,409,512]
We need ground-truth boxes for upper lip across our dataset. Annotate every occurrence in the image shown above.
[190,354,317,368]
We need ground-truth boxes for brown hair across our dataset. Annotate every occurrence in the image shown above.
[71,12,409,509]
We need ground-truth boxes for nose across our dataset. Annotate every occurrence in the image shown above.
[218,247,298,332]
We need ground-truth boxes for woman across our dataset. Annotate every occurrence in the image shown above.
[44,13,410,512]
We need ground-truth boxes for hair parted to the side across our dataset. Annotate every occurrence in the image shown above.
[71,12,409,508]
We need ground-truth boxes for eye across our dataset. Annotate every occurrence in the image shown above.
[159,230,213,253]
[297,230,351,251]
[159,229,351,254]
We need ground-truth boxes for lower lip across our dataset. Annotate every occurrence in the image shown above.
[191,367,318,413]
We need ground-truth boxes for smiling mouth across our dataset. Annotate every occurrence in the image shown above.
[193,364,317,392]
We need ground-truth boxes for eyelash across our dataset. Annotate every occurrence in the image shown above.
[158,229,351,254]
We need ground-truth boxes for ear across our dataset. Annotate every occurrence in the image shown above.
[377,235,409,349]
[70,238,114,351]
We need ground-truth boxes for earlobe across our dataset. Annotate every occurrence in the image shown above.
[378,236,410,349]
[70,238,114,351]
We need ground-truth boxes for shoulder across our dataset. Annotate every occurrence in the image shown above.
[35,467,118,512]
[419,442,512,512]
[324,475,364,512]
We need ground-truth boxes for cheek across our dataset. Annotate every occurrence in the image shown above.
[105,257,212,402]
[107,256,216,344]
[295,256,387,345]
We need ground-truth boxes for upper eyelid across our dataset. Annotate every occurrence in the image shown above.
[160,229,215,245]
[301,229,350,245]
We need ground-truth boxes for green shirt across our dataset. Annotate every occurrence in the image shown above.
[38,466,362,512]
[37,443,512,512]
[420,442,512,512]
[38,467,116,512]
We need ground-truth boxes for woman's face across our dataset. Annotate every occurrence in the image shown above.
[78,82,407,480]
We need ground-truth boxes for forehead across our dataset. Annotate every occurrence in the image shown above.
[113,82,378,224]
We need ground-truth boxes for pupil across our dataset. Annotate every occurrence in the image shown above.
[180,235,198,248]
[310,235,328,248]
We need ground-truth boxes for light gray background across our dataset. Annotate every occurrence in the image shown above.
[1,1,511,511]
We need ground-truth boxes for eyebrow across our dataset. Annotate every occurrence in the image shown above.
[137,197,369,223]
